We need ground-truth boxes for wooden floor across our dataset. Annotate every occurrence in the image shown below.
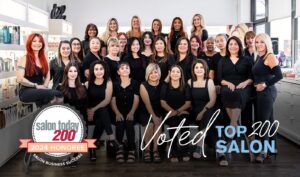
[0,136,299,177]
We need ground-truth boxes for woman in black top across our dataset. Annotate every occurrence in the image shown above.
[17,33,63,107]
[111,62,139,163]
[139,63,162,163]
[188,59,216,158]
[151,18,168,40]
[70,37,85,82]
[252,33,282,163]
[174,37,196,82]
[168,17,188,54]
[50,40,72,89]
[86,60,116,161]
[141,31,154,64]
[243,31,256,64]
[190,35,204,58]
[209,34,227,85]
[117,32,128,61]
[82,23,98,56]
[57,62,87,118]
[218,36,253,131]
[104,37,120,82]
[191,14,208,50]
[123,37,147,83]
[160,65,192,162]
[82,37,102,81]
[151,36,175,82]
[198,37,217,70]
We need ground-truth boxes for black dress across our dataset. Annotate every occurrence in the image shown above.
[218,56,253,109]
[190,80,211,129]
[154,55,175,82]
[139,81,162,126]
[123,54,147,84]
[57,85,87,120]
[19,65,62,107]
[175,54,196,82]
[103,56,120,82]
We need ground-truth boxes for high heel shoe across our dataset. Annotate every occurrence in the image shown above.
[89,149,97,161]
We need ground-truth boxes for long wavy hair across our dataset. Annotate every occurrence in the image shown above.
[25,33,48,77]
[60,62,86,99]
[151,36,169,63]
[70,37,84,63]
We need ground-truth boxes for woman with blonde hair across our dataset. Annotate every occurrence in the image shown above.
[252,33,282,163]
[139,63,163,163]
[126,15,144,38]
[101,18,119,43]
[191,14,208,49]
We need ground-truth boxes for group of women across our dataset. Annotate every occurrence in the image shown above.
[16,14,282,167]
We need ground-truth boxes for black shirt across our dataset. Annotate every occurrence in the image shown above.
[50,58,67,89]
[82,52,101,73]
[113,79,139,115]
[160,83,191,110]
[153,55,175,82]
[243,48,255,64]
[57,85,87,118]
[82,39,90,56]
[190,80,210,113]
[104,56,120,82]
[217,56,253,86]
[123,54,147,83]
[198,52,214,70]
[170,31,185,54]
[175,54,195,82]
[87,80,107,108]
[211,53,226,85]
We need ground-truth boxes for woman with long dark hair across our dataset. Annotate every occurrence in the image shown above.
[82,23,98,55]
[168,17,188,54]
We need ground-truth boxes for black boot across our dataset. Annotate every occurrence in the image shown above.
[90,149,96,161]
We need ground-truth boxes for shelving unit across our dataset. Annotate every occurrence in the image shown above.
[0,0,49,167]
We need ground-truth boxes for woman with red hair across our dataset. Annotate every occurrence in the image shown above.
[17,33,63,106]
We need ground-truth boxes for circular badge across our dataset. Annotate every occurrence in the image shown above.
[32,104,84,157]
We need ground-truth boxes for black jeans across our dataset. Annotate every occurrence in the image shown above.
[115,117,135,151]
[256,86,277,149]
[92,107,113,139]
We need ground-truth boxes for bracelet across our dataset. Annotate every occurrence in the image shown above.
[33,83,37,88]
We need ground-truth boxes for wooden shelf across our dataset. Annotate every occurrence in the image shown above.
[0,97,19,108]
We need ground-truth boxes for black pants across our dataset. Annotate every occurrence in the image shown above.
[241,99,254,136]
[256,86,277,149]
[19,87,62,107]
[165,114,190,157]
[92,107,113,139]
[115,117,135,151]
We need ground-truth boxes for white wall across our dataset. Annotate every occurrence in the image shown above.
[19,0,252,39]
[55,0,250,39]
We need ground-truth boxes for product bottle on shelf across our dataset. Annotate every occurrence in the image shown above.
[0,27,3,44]
[3,26,11,44]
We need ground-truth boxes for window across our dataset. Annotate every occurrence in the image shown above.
[255,0,266,21]
[255,24,265,34]
[271,17,292,67]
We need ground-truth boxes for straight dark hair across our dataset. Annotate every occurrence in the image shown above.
[84,23,98,40]
[169,64,185,91]
[88,60,111,86]
[226,36,243,58]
